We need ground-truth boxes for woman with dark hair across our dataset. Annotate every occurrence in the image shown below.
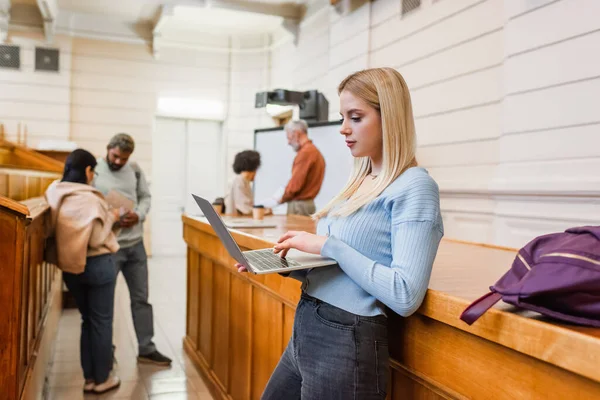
[224,150,263,215]
[45,149,121,394]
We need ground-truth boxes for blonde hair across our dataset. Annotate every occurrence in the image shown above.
[314,68,417,219]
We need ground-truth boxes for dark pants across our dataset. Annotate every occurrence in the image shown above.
[262,293,389,400]
[63,254,117,383]
[114,241,156,355]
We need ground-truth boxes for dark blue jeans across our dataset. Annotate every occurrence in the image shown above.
[262,293,389,399]
[63,254,117,383]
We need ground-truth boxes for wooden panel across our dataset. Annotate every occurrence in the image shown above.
[27,238,36,360]
[198,256,214,364]
[0,211,19,399]
[251,289,283,400]
[391,368,447,400]
[31,227,43,335]
[186,250,200,348]
[19,267,62,400]
[17,245,28,396]
[229,275,252,400]
[211,265,231,391]
[25,176,40,199]
[8,176,26,201]
[40,177,54,194]
[41,262,48,313]
[392,314,600,399]
[0,173,7,197]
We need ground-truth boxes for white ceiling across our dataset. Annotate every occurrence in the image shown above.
[57,0,163,22]
[164,5,284,35]
[55,0,303,37]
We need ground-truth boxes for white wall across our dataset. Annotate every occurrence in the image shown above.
[223,35,274,188]
[264,0,600,248]
[69,37,230,178]
[1,0,598,249]
[0,32,72,145]
[0,30,232,255]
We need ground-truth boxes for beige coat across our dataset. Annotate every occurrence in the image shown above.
[224,174,253,215]
[45,181,119,274]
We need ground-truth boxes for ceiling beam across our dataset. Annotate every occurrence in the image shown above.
[36,0,57,42]
[151,5,175,59]
[0,0,9,42]
[151,1,304,57]
[205,0,304,20]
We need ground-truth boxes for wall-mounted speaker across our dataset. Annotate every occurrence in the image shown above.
[0,45,20,69]
[35,47,59,72]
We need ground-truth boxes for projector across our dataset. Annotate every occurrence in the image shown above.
[255,89,329,122]
[255,89,305,108]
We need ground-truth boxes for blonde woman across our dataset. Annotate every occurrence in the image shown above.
[237,68,443,399]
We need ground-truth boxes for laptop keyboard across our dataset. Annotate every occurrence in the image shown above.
[244,250,302,271]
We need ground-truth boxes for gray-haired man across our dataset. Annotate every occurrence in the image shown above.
[279,120,326,216]
[94,133,171,366]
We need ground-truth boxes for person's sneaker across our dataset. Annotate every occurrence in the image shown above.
[83,380,95,393]
[93,375,120,394]
[137,350,172,366]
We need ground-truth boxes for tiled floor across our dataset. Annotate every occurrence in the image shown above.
[48,256,213,400]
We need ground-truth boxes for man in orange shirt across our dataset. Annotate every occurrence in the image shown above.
[278,120,326,216]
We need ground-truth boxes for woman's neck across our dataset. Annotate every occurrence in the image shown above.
[240,171,252,181]
[370,157,382,177]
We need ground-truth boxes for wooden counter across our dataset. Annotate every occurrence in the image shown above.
[182,214,600,400]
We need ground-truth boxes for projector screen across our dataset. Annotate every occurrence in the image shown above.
[253,121,354,214]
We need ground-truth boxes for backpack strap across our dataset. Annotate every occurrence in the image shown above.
[460,291,503,325]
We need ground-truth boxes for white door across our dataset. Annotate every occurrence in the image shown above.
[152,118,187,256]
[152,118,222,256]
[185,120,223,214]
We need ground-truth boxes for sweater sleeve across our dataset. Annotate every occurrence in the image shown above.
[321,220,442,316]
[89,212,117,249]
[134,166,151,221]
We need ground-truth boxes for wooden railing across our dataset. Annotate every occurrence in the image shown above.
[0,196,62,400]
[0,139,64,173]
[0,167,60,201]
[0,138,62,202]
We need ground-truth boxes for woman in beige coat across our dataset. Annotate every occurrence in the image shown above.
[45,149,121,394]
[224,150,261,215]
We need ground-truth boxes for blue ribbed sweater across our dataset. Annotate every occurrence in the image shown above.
[293,167,444,317]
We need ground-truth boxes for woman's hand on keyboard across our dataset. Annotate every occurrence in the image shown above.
[273,231,328,258]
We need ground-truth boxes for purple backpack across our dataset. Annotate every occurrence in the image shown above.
[461,226,600,327]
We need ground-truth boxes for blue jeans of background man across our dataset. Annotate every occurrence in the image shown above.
[261,293,389,400]
[114,240,157,355]
[63,253,117,384]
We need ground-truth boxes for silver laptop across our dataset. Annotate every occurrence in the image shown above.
[192,194,337,274]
